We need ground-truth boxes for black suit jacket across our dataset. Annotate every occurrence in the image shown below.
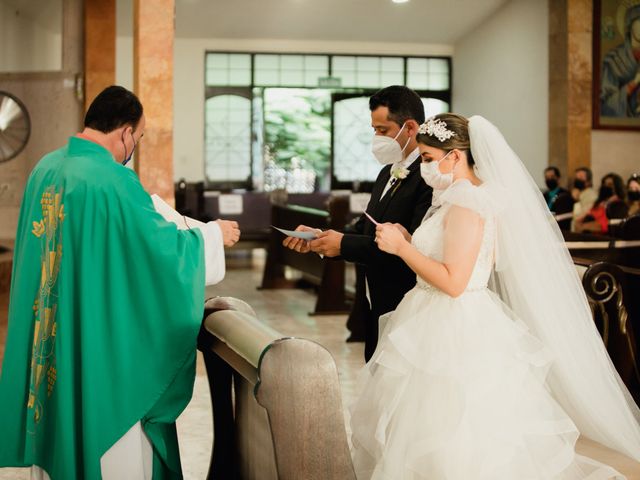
[341,157,432,322]
[544,187,571,213]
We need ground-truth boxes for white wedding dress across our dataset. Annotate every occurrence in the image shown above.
[349,179,624,479]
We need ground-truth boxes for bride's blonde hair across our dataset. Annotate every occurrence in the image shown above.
[417,113,475,166]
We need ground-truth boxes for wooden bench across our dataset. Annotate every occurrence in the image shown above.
[609,213,640,240]
[197,297,356,480]
[574,258,640,404]
[175,186,334,250]
[260,196,352,315]
[0,240,13,294]
[201,192,272,249]
[564,230,640,268]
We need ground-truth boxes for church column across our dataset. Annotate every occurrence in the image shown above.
[549,0,593,179]
[133,0,175,204]
[83,0,116,111]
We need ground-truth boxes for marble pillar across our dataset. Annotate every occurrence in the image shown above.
[549,0,593,181]
[133,0,175,204]
[83,0,115,111]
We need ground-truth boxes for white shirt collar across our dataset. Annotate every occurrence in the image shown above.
[391,147,420,172]
[402,147,420,167]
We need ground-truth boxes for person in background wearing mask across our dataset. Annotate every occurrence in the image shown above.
[574,172,626,234]
[543,166,570,212]
[571,167,598,232]
[627,174,640,216]
[282,85,432,361]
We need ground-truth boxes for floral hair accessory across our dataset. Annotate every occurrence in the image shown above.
[418,117,456,143]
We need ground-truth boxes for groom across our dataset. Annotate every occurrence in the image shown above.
[284,85,432,361]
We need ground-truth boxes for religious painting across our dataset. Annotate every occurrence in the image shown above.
[593,0,640,129]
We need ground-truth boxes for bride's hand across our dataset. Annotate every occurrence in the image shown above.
[375,224,407,255]
[379,222,411,242]
[392,223,411,242]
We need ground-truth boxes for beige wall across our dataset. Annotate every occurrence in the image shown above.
[0,0,63,72]
[452,0,549,187]
[0,0,83,239]
[591,131,640,184]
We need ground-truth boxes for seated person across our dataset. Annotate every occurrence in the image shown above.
[543,166,571,212]
[553,192,575,230]
[628,173,640,217]
[571,167,598,231]
[574,173,626,234]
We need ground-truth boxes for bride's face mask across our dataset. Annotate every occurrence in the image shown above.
[419,148,456,189]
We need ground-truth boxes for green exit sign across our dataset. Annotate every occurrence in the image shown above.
[318,76,342,88]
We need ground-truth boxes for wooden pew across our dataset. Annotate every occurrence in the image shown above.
[176,187,333,249]
[564,230,640,268]
[0,240,12,294]
[175,180,204,219]
[198,297,356,480]
[574,258,640,404]
[202,192,272,249]
[614,214,640,240]
[260,196,351,315]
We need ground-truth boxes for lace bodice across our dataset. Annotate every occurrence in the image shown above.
[411,180,496,293]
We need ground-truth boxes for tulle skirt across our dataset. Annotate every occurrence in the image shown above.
[349,285,624,479]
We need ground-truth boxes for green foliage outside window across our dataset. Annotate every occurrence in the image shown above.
[263,88,331,177]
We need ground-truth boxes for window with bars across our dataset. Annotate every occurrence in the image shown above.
[204,52,451,191]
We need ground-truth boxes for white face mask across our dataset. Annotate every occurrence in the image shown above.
[420,150,454,189]
[371,123,411,165]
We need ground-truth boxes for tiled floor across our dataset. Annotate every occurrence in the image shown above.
[1,250,639,479]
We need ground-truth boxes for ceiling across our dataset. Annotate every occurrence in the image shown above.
[117,0,510,45]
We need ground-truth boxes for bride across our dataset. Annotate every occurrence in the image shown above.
[349,114,640,479]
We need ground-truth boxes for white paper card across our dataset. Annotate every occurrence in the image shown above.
[272,226,317,240]
[349,193,371,213]
[218,194,243,215]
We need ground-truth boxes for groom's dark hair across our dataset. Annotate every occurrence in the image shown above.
[369,86,425,126]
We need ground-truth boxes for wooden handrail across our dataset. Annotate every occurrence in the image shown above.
[198,298,356,480]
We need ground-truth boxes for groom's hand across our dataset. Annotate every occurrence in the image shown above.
[282,225,321,253]
[309,229,343,257]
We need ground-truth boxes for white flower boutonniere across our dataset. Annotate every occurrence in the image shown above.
[391,166,410,180]
[389,165,410,197]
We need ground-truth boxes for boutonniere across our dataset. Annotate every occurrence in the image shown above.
[391,165,410,180]
[389,165,410,196]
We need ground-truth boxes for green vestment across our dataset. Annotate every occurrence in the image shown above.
[0,137,205,479]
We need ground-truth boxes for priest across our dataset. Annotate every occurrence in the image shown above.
[0,85,239,479]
